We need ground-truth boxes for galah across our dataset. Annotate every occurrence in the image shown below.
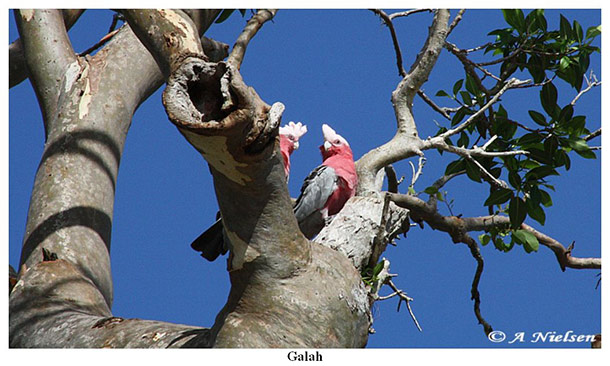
[293,124,358,238]
[279,122,308,179]
[191,121,308,261]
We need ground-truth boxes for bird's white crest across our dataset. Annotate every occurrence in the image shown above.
[279,121,308,140]
[322,124,349,147]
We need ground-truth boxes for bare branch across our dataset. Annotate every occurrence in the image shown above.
[388,280,423,332]
[388,9,433,20]
[409,156,427,188]
[585,128,601,141]
[79,29,120,56]
[447,9,466,36]
[228,9,277,69]
[384,165,401,193]
[462,234,493,336]
[371,9,406,77]
[571,72,601,106]
[417,90,451,120]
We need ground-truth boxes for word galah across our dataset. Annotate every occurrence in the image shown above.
[293,124,358,238]
[191,121,308,261]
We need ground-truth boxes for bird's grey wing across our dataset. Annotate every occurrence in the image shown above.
[293,165,338,222]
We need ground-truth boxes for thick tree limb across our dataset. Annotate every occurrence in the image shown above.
[228,9,277,69]
[9,9,84,88]
[121,9,204,79]
[14,9,78,129]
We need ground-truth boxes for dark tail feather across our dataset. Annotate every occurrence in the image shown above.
[190,219,227,261]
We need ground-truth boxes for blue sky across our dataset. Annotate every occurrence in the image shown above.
[8,9,602,349]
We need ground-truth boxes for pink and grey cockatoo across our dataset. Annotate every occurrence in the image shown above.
[191,121,307,261]
[293,124,358,238]
[279,121,308,179]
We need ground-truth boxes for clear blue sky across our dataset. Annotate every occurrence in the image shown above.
[8,9,601,348]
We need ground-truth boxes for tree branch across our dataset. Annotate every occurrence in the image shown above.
[9,9,83,89]
[388,9,432,20]
[432,78,526,140]
[389,192,602,272]
[121,9,204,79]
[356,9,451,194]
[228,9,277,69]
[371,9,406,77]
[14,9,78,127]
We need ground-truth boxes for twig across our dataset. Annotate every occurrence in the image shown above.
[228,9,277,69]
[417,90,451,120]
[384,165,401,193]
[387,280,423,332]
[371,9,406,77]
[585,128,601,141]
[468,156,510,189]
[388,9,432,20]
[447,9,466,36]
[79,29,120,56]
[462,234,493,336]
[571,72,601,106]
[409,156,427,188]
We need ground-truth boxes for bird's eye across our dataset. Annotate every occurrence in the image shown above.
[289,135,295,141]
[334,139,341,144]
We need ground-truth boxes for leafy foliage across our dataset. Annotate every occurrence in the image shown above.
[434,10,599,253]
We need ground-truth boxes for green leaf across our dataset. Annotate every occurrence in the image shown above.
[493,236,507,252]
[484,188,513,206]
[540,82,558,117]
[568,138,591,152]
[451,107,468,126]
[509,196,527,229]
[457,132,469,148]
[445,159,466,175]
[502,9,526,33]
[423,186,439,195]
[525,166,559,180]
[528,110,547,126]
[215,9,235,23]
[436,89,450,97]
[460,91,473,105]
[559,14,572,39]
[526,199,546,225]
[517,132,544,146]
[408,186,416,195]
[573,20,584,43]
[526,146,555,165]
[464,159,482,183]
[559,56,571,71]
[479,234,491,246]
[508,171,522,190]
[586,25,601,40]
[539,189,553,207]
[452,79,464,96]
[512,229,539,253]
[558,104,574,123]
[465,73,479,96]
